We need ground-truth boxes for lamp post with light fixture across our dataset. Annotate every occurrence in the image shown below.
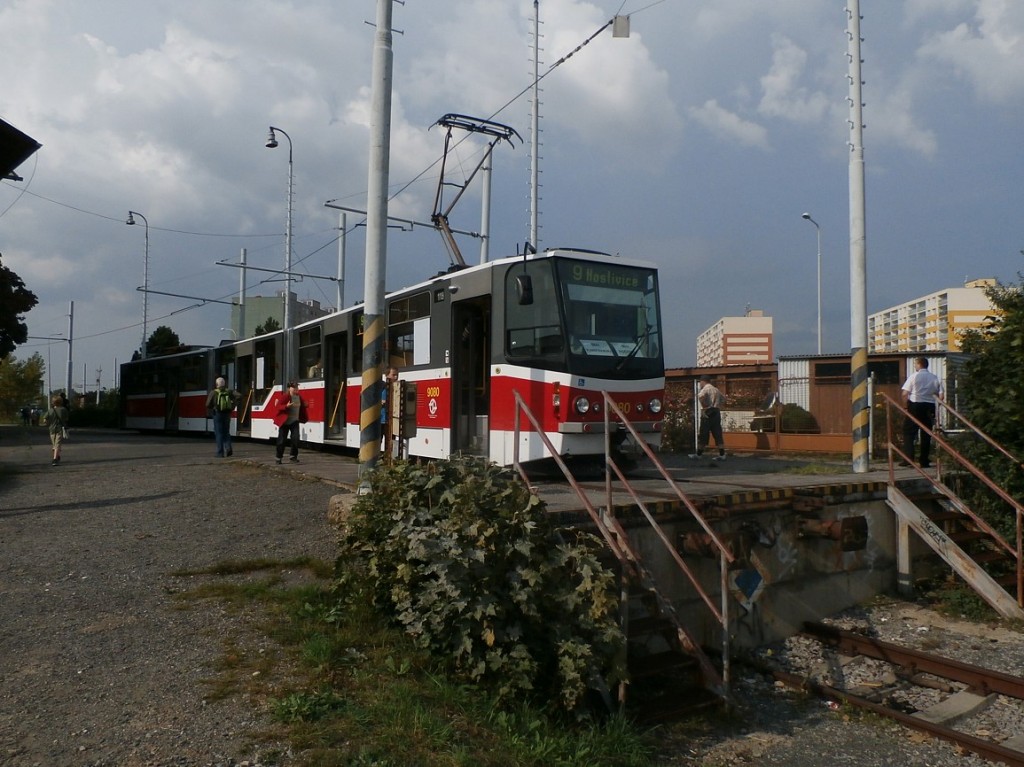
[265,126,293,383]
[125,211,149,358]
[801,212,822,355]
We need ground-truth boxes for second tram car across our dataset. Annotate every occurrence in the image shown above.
[121,248,665,465]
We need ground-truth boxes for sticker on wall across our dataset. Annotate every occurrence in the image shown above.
[729,567,766,611]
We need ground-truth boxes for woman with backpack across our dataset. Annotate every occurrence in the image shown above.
[206,377,240,458]
[44,394,70,466]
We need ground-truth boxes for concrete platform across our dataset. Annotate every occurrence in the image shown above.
[231,442,930,520]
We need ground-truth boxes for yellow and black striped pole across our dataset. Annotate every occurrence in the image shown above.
[358,315,385,473]
[851,346,870,472]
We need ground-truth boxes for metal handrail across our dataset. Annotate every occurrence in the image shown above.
[881,392,1022,607]
[511,390,730,699]
[601,393,735,692]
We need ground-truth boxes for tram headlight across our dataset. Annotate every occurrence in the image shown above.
[648,397,663,414]
[574,396,591,415]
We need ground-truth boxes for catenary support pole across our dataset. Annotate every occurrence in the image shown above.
[358,0,394,485]
[848,0,869,473]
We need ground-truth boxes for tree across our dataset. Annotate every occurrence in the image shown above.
[958,279,1024,449]
[954,276,1024,539]
[253,316,281,336]
[146,325,181,356]
[0,353,45,420]
[0,254,39,358]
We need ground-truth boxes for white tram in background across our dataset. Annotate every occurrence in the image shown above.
[120,248,665,466]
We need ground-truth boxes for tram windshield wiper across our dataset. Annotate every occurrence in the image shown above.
[615,324,653,371]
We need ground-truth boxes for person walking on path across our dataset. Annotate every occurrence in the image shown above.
[901,356,943,468]
[205,376,241,457]
[274,382,304,464]
[690,375,727,460]
[43,394,70,466]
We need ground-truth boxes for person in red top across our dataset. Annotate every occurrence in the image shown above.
[274,382,304,464]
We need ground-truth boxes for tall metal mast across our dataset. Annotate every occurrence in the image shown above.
[359,0,395,481]
[529,0,541,251]
[848,0,869,473]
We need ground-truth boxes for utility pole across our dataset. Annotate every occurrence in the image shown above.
[358,0,395,486]
[848,0,869,473]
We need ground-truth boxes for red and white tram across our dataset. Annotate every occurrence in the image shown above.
[120,248,664,465]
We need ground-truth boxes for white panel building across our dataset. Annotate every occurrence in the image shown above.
[868,279,996,353]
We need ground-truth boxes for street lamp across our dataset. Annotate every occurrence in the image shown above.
[126,210,149,358]
[220,327,238,339]
[265,126,293,383]
[801,212,822,355]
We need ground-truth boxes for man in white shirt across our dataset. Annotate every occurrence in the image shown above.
[690,375,727,460]
[901,357,943,468]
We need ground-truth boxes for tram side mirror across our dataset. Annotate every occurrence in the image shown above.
[515,274,534,305]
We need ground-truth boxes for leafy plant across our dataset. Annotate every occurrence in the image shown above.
[336,456,625,714]
[272,687,346,723]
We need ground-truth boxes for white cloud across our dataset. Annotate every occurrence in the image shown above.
[916,0,1024,102]
[690,100,768,149]
[757,35,831,123]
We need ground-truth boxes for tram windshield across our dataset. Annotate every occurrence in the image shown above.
[504,256,662,379]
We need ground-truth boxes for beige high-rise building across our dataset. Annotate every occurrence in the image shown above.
[868,279,996,353]
[696,310,774,367]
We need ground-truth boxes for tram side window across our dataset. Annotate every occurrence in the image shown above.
[505,263,562,359]
[299,327,323,378]
[181,354,207,391]
[255,340,277,389]
[387,292,430,368]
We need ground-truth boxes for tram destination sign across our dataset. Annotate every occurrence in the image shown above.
[565,262,643,290]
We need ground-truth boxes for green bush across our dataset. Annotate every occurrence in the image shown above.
[778,403,819,433]
[336,456,625,714]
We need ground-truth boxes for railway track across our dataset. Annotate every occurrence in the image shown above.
[757,621,1024,766]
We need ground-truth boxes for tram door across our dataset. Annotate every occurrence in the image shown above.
[235,353,254,432]
[164,366,180,432]
[451,297,491,455]
[325,332,347,441]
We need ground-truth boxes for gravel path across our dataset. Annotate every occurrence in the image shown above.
[0,426,341,766]
[3,425,1023,767]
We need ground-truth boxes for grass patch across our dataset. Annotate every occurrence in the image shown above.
[185,556,658,766]
[172,555,333,579]
[776,462,846,475]
[920,579,1000,622]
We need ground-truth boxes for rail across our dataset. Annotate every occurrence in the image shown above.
[765,622,1024,765]
[880,392,1023,608]
[511,390,733,703]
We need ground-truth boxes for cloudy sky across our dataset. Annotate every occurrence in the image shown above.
[2,0,1022,391]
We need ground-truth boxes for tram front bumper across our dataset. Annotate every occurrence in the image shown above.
[557,421,661,434]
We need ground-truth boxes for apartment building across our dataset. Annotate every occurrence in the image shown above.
[228,291,331,339]
[868,279,996,353]
[696,310,774,367]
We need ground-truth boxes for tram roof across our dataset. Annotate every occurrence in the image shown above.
[285,247,660,334]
